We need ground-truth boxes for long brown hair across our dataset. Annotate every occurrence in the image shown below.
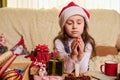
[53,19,96,55]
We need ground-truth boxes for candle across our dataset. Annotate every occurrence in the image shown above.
[0,54,17,76]
[75,63,79,77]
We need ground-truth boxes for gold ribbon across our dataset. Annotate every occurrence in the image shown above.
[51,58,64,75]
[52,60,57,75]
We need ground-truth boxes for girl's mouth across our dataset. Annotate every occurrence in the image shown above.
[71,31,78,34]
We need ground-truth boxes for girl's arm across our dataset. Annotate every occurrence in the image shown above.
[55,39,75,73]
[78,43,92,73]
[55,39,92,73]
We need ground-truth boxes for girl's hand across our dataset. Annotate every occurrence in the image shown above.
[70,37,85,62]
[71,39,79,55]
[77,37,84,54]
[77,37,84,61]
[70,39,79,61]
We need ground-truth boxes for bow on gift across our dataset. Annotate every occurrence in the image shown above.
[35,44,49,52]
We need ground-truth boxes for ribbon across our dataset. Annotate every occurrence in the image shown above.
[52,60,57,75]
[35,44,49,52]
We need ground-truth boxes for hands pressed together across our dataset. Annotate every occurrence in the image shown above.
[70,37,85,62]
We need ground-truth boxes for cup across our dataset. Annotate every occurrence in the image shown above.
[100,60,118,76]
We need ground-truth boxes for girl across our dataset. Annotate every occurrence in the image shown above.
[53,2,95,74]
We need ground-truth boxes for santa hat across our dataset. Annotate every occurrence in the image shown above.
[59,2,90,30]
[11,36,27,55]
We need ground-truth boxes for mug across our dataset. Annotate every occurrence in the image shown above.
[100,60,118,76]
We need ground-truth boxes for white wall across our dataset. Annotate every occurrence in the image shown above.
[7,0,120,13]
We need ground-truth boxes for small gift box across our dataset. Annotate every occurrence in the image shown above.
[30,59,47,76]
[47,58,64,76]
[26,44,51,76]
[30,64,39,75]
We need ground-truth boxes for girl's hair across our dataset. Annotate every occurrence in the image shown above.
[53,19,96,55]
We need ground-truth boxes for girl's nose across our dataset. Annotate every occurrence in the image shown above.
[72,23,77,29]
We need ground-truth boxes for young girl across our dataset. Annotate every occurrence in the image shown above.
[53,2,95,74]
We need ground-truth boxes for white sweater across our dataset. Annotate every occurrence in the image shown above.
[55,39,92,73]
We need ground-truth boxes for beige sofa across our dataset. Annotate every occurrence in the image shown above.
[0,8,120,77]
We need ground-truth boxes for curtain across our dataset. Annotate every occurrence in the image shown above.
[0,1,1,8]
[0,0,7,8]
[7,0,120,13]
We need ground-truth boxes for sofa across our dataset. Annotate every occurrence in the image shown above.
[0,8,120,79]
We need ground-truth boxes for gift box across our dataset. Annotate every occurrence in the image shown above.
[30,65,39,75]
[29,60,47,76]
[26,44,51,64]
[26,44,51,76]
[47,58,64,76]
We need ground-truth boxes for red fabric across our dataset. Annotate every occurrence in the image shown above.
[59,2,78,17]
[10,36,26,52]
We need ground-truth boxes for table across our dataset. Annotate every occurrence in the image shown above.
[7,55,118,80]
[33,71,99,80]
[85,71,117,80]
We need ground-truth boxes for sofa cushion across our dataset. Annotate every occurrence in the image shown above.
[95,46,118,56]
[116,34,120,50]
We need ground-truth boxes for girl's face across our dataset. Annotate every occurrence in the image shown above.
[64,15,85,38]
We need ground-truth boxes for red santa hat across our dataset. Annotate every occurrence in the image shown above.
[59,2,90,30]
[11,36,27,55]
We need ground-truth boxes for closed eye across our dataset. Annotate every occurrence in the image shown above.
[67,23,72,25]
[77,22,81,24]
